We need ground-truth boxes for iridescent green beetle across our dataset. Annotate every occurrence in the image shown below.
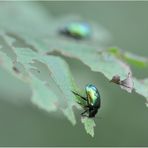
[72,84,101,118]
[60,22,91,39]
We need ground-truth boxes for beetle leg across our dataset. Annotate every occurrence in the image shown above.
[72,91,87,101]
[77,102,90,110]
[81,109,89,117]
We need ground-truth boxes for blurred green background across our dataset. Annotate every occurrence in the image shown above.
[0,1,148,146]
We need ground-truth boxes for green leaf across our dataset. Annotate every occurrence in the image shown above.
[81,117,96,137]
[133,78,148,105]
[0,2,148,137]
[0,35,77,125]
[124,52,148,67]
[108,47,148,68]
[30,75,58,112]
[43,38,130,80]
[0,3,111,136]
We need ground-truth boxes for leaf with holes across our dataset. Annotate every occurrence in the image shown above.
[0,2,148,138]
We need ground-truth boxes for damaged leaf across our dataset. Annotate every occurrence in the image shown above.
[110,72,134,93]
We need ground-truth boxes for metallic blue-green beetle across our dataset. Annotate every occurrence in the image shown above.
[60,22,91,39]
[72,84,101,118]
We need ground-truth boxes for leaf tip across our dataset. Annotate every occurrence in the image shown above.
[81,117,96,137]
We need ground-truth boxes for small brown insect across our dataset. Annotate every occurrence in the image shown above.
[110,72,134,93]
